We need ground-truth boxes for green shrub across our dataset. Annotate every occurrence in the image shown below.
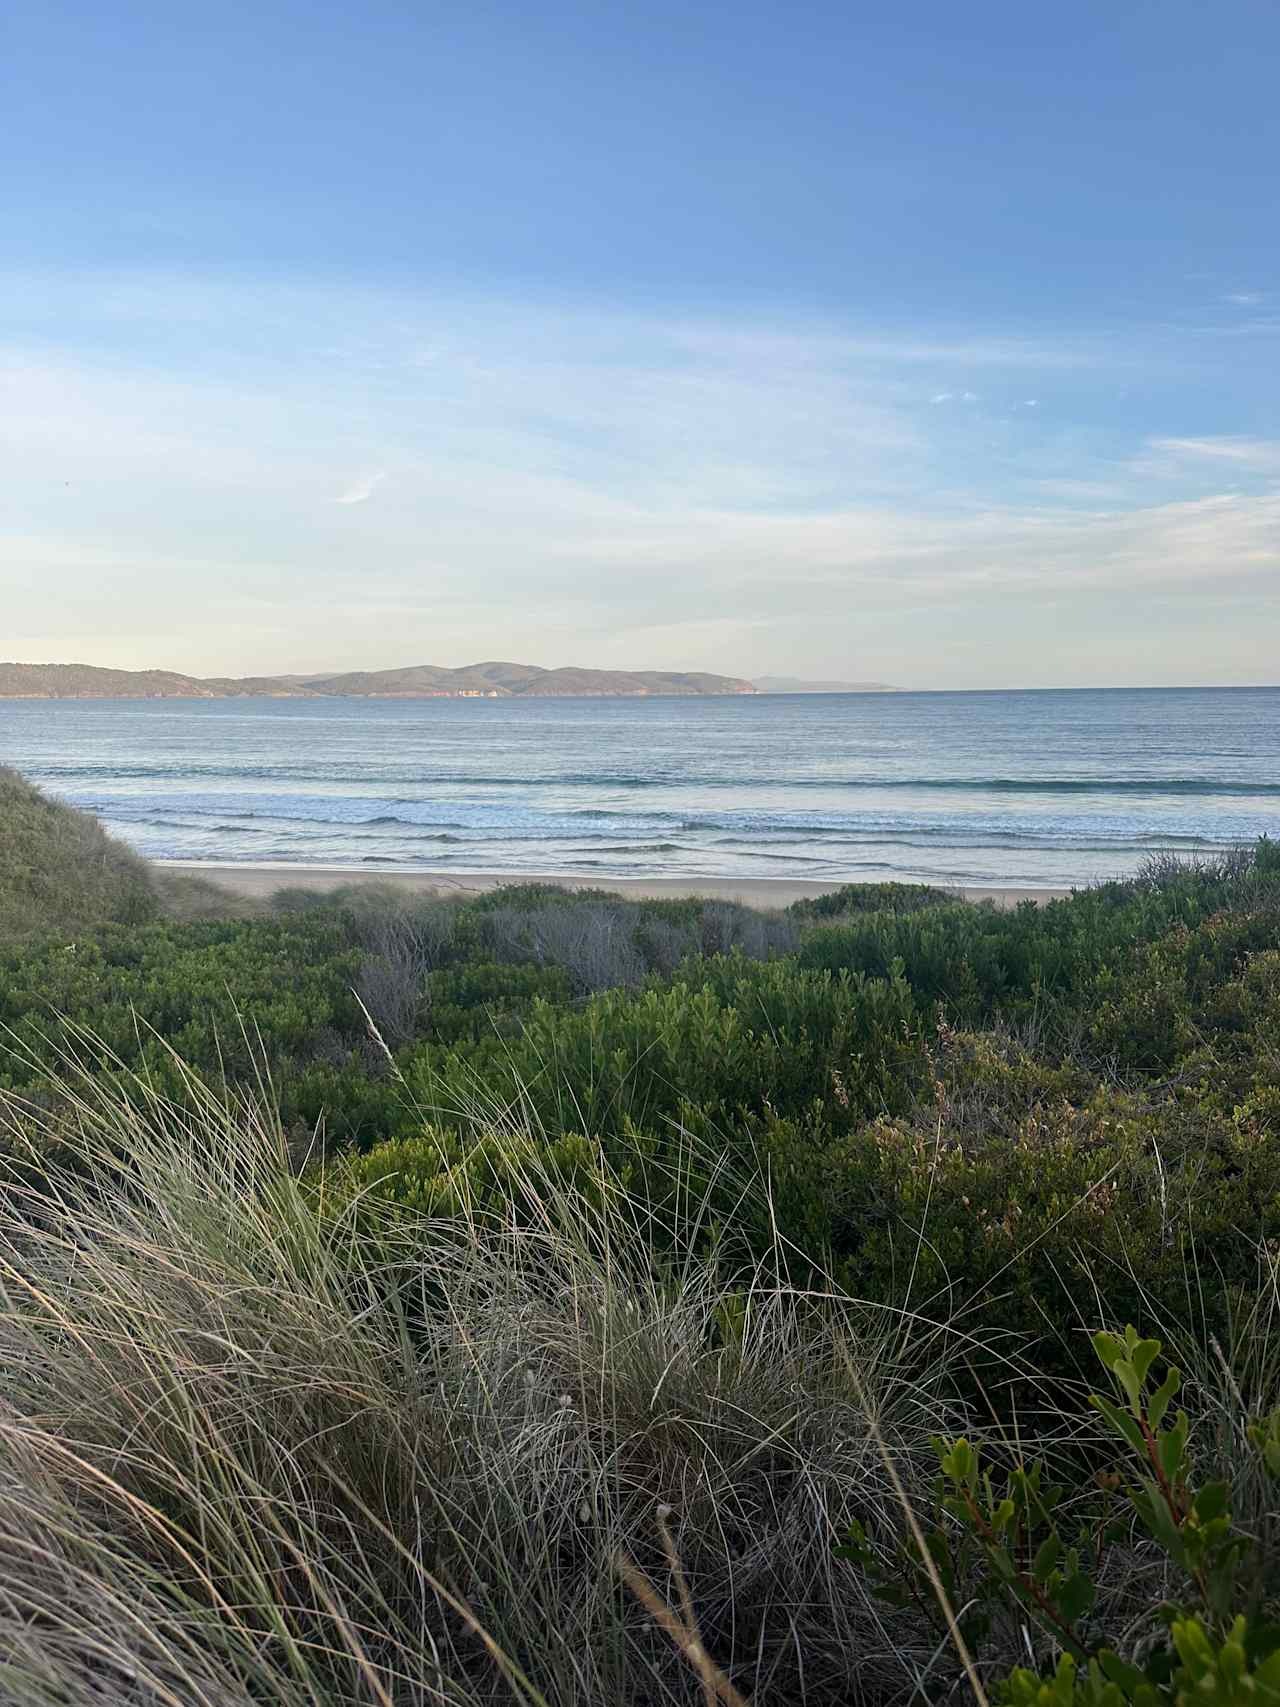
[807,1028,1280,1367]
[401,955,922,1160]
[788,880,958,919]
[329,1124,612,1220]
[0,912,367,1132]
[840,1326,1280,1704]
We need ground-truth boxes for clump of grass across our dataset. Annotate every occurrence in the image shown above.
[1132,845,1259,890]
[0,1052,972,1707]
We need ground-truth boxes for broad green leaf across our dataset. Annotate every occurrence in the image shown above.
[1130,1337,1162,1386]
[1057,1571,1096,1622]
[1158,1412,1189,1484]
[1147,1366,1180,1430]
[1093,1331,1124,1372]
[1097,1650,1145,1694]
[1090,1393,1147,1456]
[1033,1533,1063,1583]
[1192,1480,1229,1524]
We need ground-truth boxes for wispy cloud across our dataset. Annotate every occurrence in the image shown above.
[1148,436,1280,469]
[336,471,385,505]
[1223,291,1264,306]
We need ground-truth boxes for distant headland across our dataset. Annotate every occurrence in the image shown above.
[0,661,908,701]
[0,659,766,700]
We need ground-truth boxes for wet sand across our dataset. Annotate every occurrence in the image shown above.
[158,861,1071,909]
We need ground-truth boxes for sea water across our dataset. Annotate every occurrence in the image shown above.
[2,687,1277,890]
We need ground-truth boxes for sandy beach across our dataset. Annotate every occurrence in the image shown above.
[158,861,1070,909]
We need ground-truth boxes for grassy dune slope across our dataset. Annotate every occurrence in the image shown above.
[0,765,158,942]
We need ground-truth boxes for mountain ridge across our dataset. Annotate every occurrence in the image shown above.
[0,660,759,700]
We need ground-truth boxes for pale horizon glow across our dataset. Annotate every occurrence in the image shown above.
[3,1,1277,691]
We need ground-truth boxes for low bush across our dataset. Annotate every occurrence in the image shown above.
[841,1319,1280,1704]
[787,881,959,920]
[0,911,367,1132]
[400,954,923,1162]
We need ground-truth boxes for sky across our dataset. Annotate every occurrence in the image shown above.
[3,0,1278,689]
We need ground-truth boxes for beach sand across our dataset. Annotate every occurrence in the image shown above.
[158,861,1070,909]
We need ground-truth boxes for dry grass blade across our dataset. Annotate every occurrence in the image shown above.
[616,1550,751,1707]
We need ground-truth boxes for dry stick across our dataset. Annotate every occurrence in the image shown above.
[837,1348,993,1707]
[616,1550,751,1707]
[657,1509,717,1707]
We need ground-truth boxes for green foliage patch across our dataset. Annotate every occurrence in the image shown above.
[3,839,1277,1363]
[840,1326,1280,1704]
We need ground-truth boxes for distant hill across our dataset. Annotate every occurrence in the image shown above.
[0,767,158,943]
[0,660,757,700]
[753,675,898,693]
[0,663,224,699]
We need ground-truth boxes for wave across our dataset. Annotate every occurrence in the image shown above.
[38,762,1280,797]
[105,808,1254,856]
[118,814,472,844]
[838,779,1280,797]
[708,830,1230,851]
[565,841,683,854]
[97,799,1262,846]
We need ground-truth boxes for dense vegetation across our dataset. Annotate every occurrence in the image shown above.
[0,786,1277,1705]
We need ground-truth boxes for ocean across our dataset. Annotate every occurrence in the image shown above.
[2,687,1277,890]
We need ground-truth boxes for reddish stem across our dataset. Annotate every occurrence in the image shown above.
[958,1487,1091,1661]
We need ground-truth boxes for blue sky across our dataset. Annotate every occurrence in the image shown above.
[4,0,1278,686]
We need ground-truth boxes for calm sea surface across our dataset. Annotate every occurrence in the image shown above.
[2,689,1277,890]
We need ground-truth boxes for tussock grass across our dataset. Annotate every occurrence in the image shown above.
[0,1055,975,1707]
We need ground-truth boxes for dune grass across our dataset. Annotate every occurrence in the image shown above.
[0,1053,999,1707]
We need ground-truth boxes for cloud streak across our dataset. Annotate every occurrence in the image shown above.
[336,471,385,505]
[1148,437,1280,468]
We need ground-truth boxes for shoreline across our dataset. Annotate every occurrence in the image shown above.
[157,860,1072,909]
